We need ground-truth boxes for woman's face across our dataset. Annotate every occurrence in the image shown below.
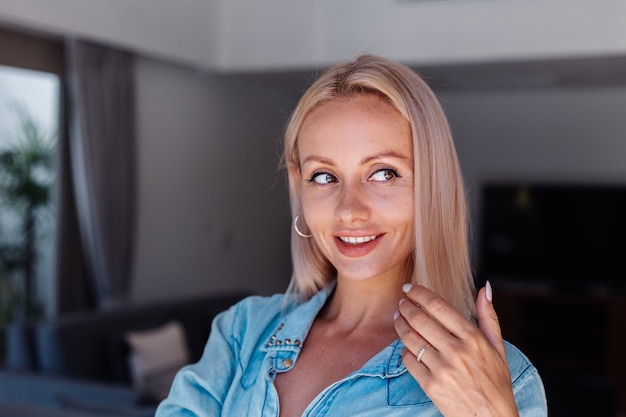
[297,94,414,284]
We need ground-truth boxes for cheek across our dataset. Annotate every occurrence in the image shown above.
[388,197,415,249]
[377,190,414,222]
[300,192,331,226]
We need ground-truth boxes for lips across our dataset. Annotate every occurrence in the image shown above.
[334,234,382,257]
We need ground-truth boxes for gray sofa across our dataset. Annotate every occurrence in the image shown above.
[0,291,250,416]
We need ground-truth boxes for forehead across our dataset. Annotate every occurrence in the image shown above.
[298,94,412,156]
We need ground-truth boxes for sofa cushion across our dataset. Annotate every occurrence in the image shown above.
[126,320,189,401]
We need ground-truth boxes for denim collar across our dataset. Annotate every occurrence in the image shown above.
[260,283,407,378]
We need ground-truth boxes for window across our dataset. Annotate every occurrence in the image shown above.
[0,27,62,321]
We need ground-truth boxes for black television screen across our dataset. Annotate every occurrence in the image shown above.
[478,183,626,292]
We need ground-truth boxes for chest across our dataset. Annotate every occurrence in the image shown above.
[273,327,397,417]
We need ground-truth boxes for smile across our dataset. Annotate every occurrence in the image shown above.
[338,235,378,244]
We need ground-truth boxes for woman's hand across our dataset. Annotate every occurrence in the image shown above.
[393,283,519,417]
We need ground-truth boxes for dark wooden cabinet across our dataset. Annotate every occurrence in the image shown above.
[495,286,626,416]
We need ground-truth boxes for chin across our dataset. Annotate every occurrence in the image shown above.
[336,268,402,284]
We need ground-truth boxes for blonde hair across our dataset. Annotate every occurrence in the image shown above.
[283,55,476,320]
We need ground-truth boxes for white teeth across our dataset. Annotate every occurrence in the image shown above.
[339,235,377,244]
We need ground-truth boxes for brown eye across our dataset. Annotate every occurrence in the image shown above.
[370,169,398,182]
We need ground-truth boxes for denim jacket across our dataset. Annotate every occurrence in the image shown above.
[156,286,547,416]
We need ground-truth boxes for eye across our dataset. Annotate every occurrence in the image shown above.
[309,172,337,185]
[369,168,400,182]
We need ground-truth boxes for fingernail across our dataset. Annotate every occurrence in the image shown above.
[402,283,413,293]
[485,280,493,303]
[393,310,400,321]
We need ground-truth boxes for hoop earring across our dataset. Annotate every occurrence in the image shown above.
[294,215,312,238]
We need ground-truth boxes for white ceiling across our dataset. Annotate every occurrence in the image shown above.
[1,0,625,90]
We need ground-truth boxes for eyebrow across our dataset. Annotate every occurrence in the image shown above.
[301,150,411,166]
[361,151,411,165]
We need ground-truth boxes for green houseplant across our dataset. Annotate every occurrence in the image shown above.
[0,103,56,326]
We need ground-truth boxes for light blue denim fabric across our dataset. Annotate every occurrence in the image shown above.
[156,286,547,416]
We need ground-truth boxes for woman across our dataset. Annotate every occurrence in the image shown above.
[156,55,547,416]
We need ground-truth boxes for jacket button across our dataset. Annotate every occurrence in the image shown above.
[283,358,293,367]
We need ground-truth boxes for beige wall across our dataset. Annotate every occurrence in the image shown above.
[131,57,297,303]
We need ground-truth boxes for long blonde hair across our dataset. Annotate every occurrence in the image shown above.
[283,55,476,320]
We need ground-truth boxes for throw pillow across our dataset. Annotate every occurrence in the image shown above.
[125,320,190,402]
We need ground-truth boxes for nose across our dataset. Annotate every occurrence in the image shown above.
[335,181,370,223]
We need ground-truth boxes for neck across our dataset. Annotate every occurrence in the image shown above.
[320,275,406,333]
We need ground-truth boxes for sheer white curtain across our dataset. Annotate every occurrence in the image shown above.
[65,39,136,309]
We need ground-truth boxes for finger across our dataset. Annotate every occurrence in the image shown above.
[401,347,432,380]
[394,315,441,370]
[476,281,506,358]
[394,309,427,355]
[402,284,476,339]
[397,297,452,350]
